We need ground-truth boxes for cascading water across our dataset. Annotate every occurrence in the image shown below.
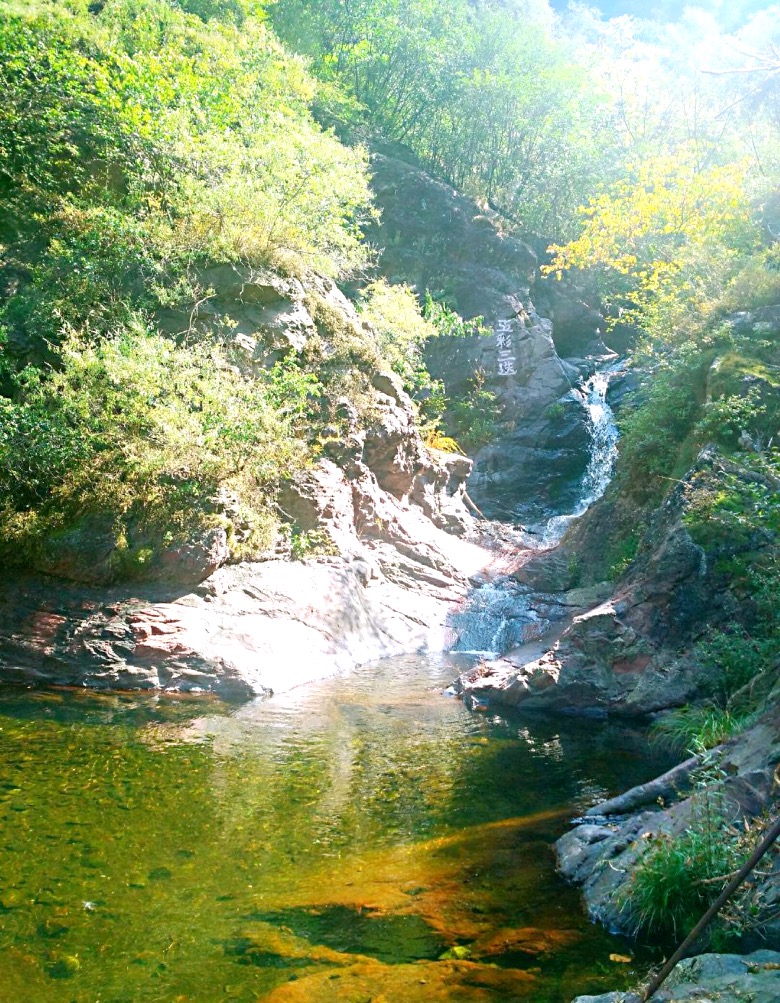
[449,366,620,656]
[450,581,542,656]
[535,368,619,548]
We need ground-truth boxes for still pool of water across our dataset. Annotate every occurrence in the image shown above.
[0,655,672,1003]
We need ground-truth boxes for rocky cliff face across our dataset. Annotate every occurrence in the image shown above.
[367,152,609,524]
[0,260,484,693]
[0,276,492,695]
[1,150,608,697]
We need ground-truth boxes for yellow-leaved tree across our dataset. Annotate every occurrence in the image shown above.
[544,148,763,348]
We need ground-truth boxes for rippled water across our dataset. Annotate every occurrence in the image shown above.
[0,656,669,1002]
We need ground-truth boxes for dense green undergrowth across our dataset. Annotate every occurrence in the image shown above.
[0,320,312,573]
[606,323,780,753]
[0,0,465,577]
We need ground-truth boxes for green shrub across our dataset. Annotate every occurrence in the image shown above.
[287,525,337,561]
[616,347,708,500]
[449,368,504,450]
[683,461,780,562]
[695,627,777,708]
[0,321,307,570]
[0,0,386,578]
[606,532,640,580]
[622,781,743,940]
[721,246,780,313]
[422,294,488,340]
[358,279,437,386]
[651,704,755,754]
[0,0,374,281]
[357,281,482,436]
[301,291,385,424]
[695,352,780,450]
[624,776,777,946]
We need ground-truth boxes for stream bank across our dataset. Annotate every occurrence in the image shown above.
[571,951,780,1003]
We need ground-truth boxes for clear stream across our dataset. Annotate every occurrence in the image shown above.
[0,655,673,1003]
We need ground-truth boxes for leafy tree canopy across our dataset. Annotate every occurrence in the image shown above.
[271,0,620,238]
[545,147,766,346]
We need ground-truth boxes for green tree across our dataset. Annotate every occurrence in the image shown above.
[272,0,620,237]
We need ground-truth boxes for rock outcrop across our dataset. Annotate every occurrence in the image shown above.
[556,711,780,942]
[366,152,607,524]
[0,547,478,699]
[456,446,777,718]
[1,148,613,697]
[0,368,497,695]
[572,951,780,1003]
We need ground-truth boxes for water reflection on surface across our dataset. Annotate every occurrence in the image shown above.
[0,655,669,1002]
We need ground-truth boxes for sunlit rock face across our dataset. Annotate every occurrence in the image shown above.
[366,152,610,524]
[0,354,494,695]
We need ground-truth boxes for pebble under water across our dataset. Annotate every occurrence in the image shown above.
[0,655,672,1002]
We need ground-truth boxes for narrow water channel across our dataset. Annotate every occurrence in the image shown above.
[0,655,671,1003]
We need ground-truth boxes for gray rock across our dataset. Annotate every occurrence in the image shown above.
[367,152,600,522]
[554,712,780,940]
[571,951,780,1003]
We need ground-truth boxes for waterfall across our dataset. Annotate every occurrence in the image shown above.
[450,367,619,657]
[535,368,619,548]
[450,582,543,657]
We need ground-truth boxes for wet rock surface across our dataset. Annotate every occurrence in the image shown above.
[572,950,780,1003]
[0,362,495,695]
[0,506,494,697]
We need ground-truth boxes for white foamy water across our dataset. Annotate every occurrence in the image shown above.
[536,369,619,548]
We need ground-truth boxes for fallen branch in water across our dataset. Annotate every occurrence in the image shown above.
[585,755,701,817]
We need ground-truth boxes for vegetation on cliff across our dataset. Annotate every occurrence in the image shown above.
[4,0,779,585]
[0,0,463,577]
[536,8,780,948]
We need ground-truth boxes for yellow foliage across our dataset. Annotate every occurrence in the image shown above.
[543,147,762,343]
[424,429,464,454]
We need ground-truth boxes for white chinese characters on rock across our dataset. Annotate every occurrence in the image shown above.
[494,319,517,377]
